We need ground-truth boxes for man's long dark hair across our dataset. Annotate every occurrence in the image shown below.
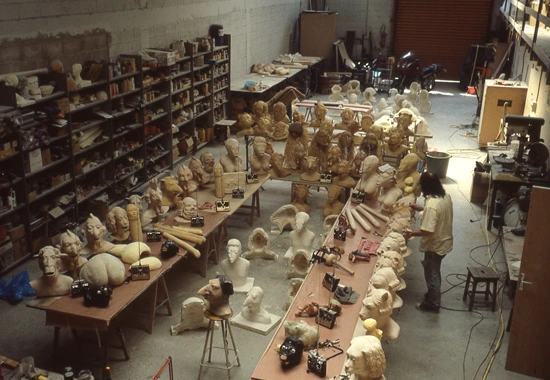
[420,171,446,197]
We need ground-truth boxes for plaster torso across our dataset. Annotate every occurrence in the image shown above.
[289,229,315,254]
[242,305,271,324]
[378,185,403,212]
[356,173,379,200]
[220,155,243,173]
[249,152,271,175]
[30,274,73,297]
[220,258,250,288]
[323,199,345,217]
[333,173,357,188]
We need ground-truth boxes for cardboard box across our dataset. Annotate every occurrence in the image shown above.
[25,148,43,173]
[42,148,51,166]
[470,170,490,203]
[143,48,177,66]
[9,225,27,261]
[178,135,195,154]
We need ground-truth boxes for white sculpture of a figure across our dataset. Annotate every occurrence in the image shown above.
[30,246,73,297]
[328,84,346,103]
[220,138,243,172]
[241,286,271,324]
[363,87,377,106]
[220,239,254,293]
[355,156,380,200]
[4,74,35,107]
[57,230,87,278]
[242,228,278,261]
[344,336,387,380]
[72,63,91,88]
[377,167,403,212]
[376,250,407,290]
[249,136,271,175]
[359,288,400,340]
[419,89,431,114]
[197,275,234,317]
[80,214,115,256]
[284,212,315,260]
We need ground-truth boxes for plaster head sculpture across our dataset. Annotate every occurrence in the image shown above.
[5,74,35,106]
[177,164,197,197]
[214,163,224,198]
[161,176,184,208]
[242,227,278,261]
[396,153,420,197]
[387,231,412,257]
[356,155,380,200]
[328,84,346,103]
[200,152,216,175]
[273,102,290,124]
[125,203,143,242]
[220,138,243,172]
[81,214,115,256]
[106,206,130,243]
[349,93,359,105]
[336,108,355,131]
[377,167,403,212]
[347,79,362,97]
[291,184,311,213]
[325,145,341,173]
[369,267,403,309]
[344,336,386,380]
[197,275,234,316]
[359,288,399,340]
[176,196,198,222]
[221,239,252,291]
[402,100,420,117]
[242,286,271,324]
[30,246,73,297]
[412,136,428,171]
[351,151,367,177]
[269,152,291,178]
[189,157,210,187]
[338,131,355,162]
[419,89,431,114]
[299,156,320,183]
[58,229,86,278]
[375,250,406,290]
[323,185,345,217]
[236,112,255,138]
[286,211,316,260]
[249,136,271,175]
[71,63,91,88]
[333,160,357,188]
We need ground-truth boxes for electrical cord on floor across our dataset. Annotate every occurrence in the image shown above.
[441,273,468,295]
[445,176,485,236]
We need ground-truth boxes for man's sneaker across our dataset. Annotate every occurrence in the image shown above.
[416,301,440,314]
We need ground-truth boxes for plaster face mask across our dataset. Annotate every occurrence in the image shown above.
[86,217,105,242]
[201,155,215,173]
[39,249,60,277]
[227,244,241,264]
[59,234,82,257]
[182,199,197,219]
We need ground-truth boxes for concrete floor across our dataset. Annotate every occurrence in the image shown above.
[0,82,535,380]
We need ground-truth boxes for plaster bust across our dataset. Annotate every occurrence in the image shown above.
[300,156,320,182]
[249,136,271,175]
[323,185,344,218]
[241,286,271,324]
[269,152,291,178]
[189,156,210,187]
[106,207,130,243]
[30,246,73,297]
[176,197,198,222]
[355,156,380,200]
[384,132,409,157]
[332,160,357,188]
[369,267,403,309]
[200,152,216,175]
[289,212,315,257]
[377,168,403,212]
[57,229,86,278]
[81,214,115,256]
[220,239,251,288]
[72,63,92,88]
[197,276,234,317]
[272,101,290,125]
[177,164,198,197]
[359,288,399,340]
[344,336,387,380]
[220,138,243,172]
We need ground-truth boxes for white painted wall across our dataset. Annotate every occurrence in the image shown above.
[0,0,305,81]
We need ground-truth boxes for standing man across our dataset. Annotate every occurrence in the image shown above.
[404,171,453,313]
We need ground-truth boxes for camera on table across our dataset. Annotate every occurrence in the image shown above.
[232,188,244,199]
[279,336,304,368]
[146,231,162,242]
[191,215,204,227]
[333,227,347,241]
[307,350,327,377]
[216,199,230,212]
[316,306,338,329]
[130,261,150,281]
[84,285,112,308]
[71,279,89,297]
[351,189,365,203]
[246,173,259,184]
[320,173,333,184]
[322,272,340,292]
[161,240,179,259]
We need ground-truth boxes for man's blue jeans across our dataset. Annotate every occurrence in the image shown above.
[422,251,445,307]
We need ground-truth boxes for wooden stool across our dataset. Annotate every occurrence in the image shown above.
[462,266,499,311]
[198,309,240,380]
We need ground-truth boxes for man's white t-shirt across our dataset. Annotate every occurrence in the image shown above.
[419,194,454,255]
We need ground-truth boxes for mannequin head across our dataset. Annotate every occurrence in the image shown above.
[273,102,287,122]
[224,138,240,158]
[58,230,82,257]
[227,238,242,264]
[344,336,386,379]
[200,152,215,174]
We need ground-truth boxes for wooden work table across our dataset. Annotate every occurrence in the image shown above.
[251,199,387,380]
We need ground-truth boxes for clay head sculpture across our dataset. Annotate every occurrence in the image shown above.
[344,336,386,380]
[249,136,271,175]
[197,275,234,316]
[106,207,130,243]
[242,286,271,324]
[221,239,251,289]
[351,151,367,177]
[272,121,289,141]
[397,153,420,197]
[220,138,243,172]
[323,185,345,218]
[81,214,115,256]
[30,246,73,297]
[189,156,210,187]
[369,267,403,309]
[273,102,290,124]
[200,152,216,175]
[161,176,184,208]
[269,152,291,178]
[291,184,311,213]
[177,197,198,220]
[177,164,198,197]
[333,161,356,188]
[308,130,331,167]
[338,131,355,162]
[359,288,399,340]
[236,112,255,137]
[57,230,85,281]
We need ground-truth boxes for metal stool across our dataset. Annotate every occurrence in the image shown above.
[462,266,499,311]
[198,309,240,380]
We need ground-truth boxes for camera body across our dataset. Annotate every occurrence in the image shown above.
[84,285,112,308]
[246,173,259,184]
[232,188,244,199]
[307,350,327,377]
[130,262,150,281]
[191,215,204,227]
[319,173,333,184]
[71,279,89,297]
[216,199,230,212]
[333,227,347,241]
[279,336,304,368]
[351,189,365,203]
[317,306,338,329]
[146,231,162,242]
[161,240,179,259]
[322,272,340,292]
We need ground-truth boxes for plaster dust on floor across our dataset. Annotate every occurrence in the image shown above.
[0,82,535,379]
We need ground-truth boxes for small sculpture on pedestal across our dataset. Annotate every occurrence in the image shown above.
[363,87,377,105]
[271,102,290,141]
[30,246,73,297]
[175,197,198,223]
[197,275,234,317]
[58,230,86,278]
[300,156,320,182]
[377,167,403,212]
[231,286,282,335]
[391,109,416,142]
[285,211,315,259]
[412,137,428,171]
[142,178,168,228]
[106,207,130,243]
[284,122,309,169]
[355,156,380,200]
[323,186,344,218]
[71,63,92,88]
[359,288,399,340]
[80,214,115,256]
[177,164,198,197]
[189,157,210,187]
[344,336,387,380]
[332,161,357,188]
[220,138,243,172]
[242,228,278,261]
[291,184,311,213]
[310,100,333,135]
[249,136,271,175]
[269,153,291,178]
[220,239,254,293]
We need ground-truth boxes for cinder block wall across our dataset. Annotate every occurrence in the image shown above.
[0,0,305,81]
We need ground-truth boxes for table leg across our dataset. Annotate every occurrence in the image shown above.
[103,330,110,370]
[159,276,173,316]
[148,281,159,335]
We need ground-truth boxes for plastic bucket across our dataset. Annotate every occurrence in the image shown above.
[426,152,451,179]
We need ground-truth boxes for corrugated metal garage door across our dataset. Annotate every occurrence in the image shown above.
[393,0,492,80]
